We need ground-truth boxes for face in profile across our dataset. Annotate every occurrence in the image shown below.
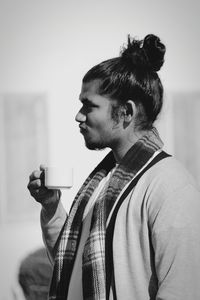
[75,79,122,150]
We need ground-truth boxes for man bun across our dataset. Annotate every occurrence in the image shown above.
[121,34,166,72]
[143,34,166,71]
[83,33,166,130]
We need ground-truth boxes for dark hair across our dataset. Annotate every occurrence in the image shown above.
[83,34,166,130]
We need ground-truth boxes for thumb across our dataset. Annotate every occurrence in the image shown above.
[39,164,46,186]
[40,164,46,171]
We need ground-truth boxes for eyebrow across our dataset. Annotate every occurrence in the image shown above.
[79,97,93,104]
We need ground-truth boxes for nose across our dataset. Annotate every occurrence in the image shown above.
[75,109,86,123]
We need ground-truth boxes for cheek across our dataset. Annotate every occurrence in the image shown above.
[86,112,104,126]
[86,108,114,132]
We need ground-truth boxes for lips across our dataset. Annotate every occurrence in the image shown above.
[79,125,87,134]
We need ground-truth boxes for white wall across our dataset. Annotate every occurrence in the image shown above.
[0,0,199,298]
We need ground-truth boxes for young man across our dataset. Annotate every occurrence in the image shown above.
[28,34,200,300]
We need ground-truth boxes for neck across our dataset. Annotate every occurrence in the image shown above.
[111,129,149,163]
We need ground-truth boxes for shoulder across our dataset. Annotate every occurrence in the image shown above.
[135,156,200,231]
[141,155,199,194]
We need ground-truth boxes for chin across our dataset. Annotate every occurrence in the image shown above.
[85,140,106,151]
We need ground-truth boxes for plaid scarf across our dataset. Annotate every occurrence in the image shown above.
[49,128,163,300]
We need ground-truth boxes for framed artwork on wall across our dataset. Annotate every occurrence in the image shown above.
[0,94,48,224]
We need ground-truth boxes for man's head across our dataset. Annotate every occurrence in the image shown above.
[76,79,126,150]
[83,34,165,130]
[76,34,166,151]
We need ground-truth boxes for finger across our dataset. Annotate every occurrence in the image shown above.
[27,179,42,191]
[40,164,46,171]
[30,186,54,202]
[29,170,42,181]
[39,165,47,186]
[29,188,40,197]
[40,169,45,186]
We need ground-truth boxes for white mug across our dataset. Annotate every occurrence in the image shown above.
[44,166,73,189]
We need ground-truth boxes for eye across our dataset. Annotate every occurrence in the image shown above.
[82,100,97,112]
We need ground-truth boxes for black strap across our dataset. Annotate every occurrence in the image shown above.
[105,150,171,299]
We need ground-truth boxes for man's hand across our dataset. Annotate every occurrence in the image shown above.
[27,165,61,211]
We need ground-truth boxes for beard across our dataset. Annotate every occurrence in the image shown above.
[83,134,108,151]
[84,139,107,151]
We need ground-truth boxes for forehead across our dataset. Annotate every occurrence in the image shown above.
[79,79,119,108]
[80,79,101,99]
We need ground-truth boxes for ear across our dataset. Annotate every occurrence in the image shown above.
[124,100,136,123]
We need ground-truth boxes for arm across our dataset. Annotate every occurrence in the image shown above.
[27,165,67,263]
[40,199,67,263]
[151,183,200,300]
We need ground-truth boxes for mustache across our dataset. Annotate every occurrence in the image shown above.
[79,124,87,130]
